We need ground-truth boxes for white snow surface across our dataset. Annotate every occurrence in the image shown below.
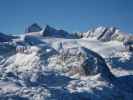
[0,34,133,100]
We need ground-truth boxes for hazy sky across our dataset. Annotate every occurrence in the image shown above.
[0,0,133,34]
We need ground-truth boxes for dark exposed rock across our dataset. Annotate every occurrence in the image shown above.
[42,25,75,38]
[124,36,133,52]
[81,47,114,80]
[25,23,42,33]
[58,46,114,80]
[0,32,17,42]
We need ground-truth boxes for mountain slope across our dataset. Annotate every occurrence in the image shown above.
[76,26,131,42]
[25,23,42,33]
[25,23,76,39]
[0,32,18,42]
[0,24,133,100]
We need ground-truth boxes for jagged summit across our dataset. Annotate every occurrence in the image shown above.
[43,25,57,36]
[77,26,130,42]
[42,24,72,38]
[24,23,74,38]
[24,23,132,41]
[25,23,42,33]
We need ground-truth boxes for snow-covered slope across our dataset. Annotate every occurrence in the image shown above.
[0,24,133,100]
[40,38,125,58]
[76,26,130,42]
[0,32,18,42]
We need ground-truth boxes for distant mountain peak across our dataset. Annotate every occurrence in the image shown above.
[0,32,18,42]
[77,26,129,42]
[42,24,74,38]
[25,23,42,33]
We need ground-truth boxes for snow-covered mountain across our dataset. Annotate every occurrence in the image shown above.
[25,23,76,39]
[0,24,133,100]
[25,23,42,33]
[43,25,73,38]
[0,32,18,42]
[76,26,131,42]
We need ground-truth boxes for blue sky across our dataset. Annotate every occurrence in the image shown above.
[0,0,133,34]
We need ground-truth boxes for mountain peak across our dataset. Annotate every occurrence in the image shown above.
[0,32,18,42]
[25,23,42,33]
[78,26,128,42]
